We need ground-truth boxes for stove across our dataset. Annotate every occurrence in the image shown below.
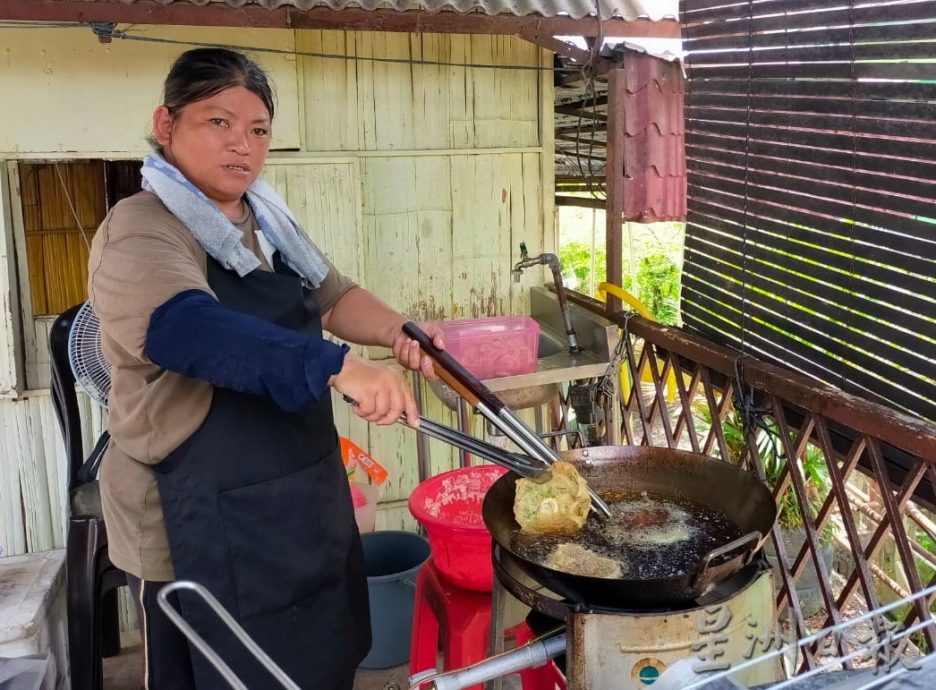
[492,545,781,689]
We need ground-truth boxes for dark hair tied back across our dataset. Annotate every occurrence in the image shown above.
[150,48,275,151]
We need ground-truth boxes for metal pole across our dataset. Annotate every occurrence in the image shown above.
[457,398,472,468]
[413,376,431,482]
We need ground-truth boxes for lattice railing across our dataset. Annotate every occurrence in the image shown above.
[565,290,936,672]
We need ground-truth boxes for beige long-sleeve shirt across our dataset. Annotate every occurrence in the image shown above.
[88,191,355,580]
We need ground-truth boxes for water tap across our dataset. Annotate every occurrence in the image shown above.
[511,242,582,353]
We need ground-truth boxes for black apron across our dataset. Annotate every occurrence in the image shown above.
[154,254,371,690]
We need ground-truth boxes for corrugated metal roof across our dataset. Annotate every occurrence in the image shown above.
[554,49,685,222]
[622,53,685,222]
[129,0,679,22]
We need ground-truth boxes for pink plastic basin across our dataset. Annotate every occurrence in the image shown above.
[408,466,507,592]
[438,316,539,380]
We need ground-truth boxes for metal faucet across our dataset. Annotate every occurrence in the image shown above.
[511,242,582,353]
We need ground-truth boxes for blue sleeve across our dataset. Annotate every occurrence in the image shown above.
[145,289,348,412]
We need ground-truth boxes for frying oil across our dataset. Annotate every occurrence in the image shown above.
[511,491,743,580]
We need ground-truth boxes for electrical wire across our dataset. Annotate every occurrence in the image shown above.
[116,27,573,71]
[572,0,606,201]
[0,20,580,73]
[53,163,92,253]
[837,0,860,394]
[732,0,764,463]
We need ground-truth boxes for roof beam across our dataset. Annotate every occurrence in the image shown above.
[556,195,606,209]
[555,147,606,162]
[556,93,609,111]
[0,0,681,37]
[554,104,607,122]
[556,136,606,149]
[555,125,607,137]
[516,30,616,74]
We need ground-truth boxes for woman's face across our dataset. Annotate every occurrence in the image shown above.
[152,85,272,218]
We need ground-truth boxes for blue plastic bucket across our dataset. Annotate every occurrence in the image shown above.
[359,530,430,669]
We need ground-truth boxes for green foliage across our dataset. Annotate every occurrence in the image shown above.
[916,528,936,555]
[637,253,681,326]
[558,242,610,291]
[694,403,837,541]
[558,245,681,325]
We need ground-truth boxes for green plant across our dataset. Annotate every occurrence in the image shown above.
[558,241,611,292]
[694,403,836,540]
[636,252,681,326]
[558,244,682,326]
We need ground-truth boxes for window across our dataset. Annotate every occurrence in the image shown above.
[17,160,141,317]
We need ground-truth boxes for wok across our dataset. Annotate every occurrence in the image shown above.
[482,445,777,609]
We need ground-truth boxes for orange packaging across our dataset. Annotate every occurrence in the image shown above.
[339,436,389,486]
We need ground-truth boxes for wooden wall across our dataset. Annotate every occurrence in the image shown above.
[0,24,553,552]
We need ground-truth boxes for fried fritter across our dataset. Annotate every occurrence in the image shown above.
[513,460,591,535]
[548,543,623,579]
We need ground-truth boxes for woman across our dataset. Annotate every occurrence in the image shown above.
[88,47,442,690]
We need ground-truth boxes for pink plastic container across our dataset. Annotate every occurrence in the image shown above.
[408,466,507,592]
[438,316,540,380]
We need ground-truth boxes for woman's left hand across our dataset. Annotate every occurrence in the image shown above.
[391,322,444,380]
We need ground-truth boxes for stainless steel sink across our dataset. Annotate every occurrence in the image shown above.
[536,330,564,358]
[426,288,619,411]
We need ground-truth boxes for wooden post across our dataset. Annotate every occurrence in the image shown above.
[0,163,24,397]
[604,65,626,316]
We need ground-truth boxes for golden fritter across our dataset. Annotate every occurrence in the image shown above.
[547,543,623,579]
[513,460,591,535]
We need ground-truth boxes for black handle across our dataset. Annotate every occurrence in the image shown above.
[402,321,505,413]
[690,530,762,592]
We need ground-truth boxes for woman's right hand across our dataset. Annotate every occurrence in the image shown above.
[329,353,419,426]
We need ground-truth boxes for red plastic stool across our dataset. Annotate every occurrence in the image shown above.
[409,559,566,690]
[506,622,567,690]
[410,558,492,690]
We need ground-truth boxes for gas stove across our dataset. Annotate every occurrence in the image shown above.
[491,545,780,689]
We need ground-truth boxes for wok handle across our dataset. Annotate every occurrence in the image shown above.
[402,321,504,413]
[692,530,762,589]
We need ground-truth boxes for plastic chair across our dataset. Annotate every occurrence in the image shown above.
[49,304,126,690]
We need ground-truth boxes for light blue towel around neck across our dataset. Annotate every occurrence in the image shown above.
[140,154,330,287]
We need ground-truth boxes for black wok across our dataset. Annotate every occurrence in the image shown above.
[482,445,777,609]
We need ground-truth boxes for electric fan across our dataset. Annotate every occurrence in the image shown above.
[68,301,111,407]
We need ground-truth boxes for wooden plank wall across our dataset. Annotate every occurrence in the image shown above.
[0,389,105,555]
[0,26,553,551]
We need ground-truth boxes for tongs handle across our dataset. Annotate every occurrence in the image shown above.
[403,321,612,519]
[402,321,504,414]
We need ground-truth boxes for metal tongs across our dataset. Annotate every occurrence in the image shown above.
[403,322,612,519]
[408,416,556,481]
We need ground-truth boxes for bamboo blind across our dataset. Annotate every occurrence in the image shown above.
[18,161,106,316]
[680,0,936,423]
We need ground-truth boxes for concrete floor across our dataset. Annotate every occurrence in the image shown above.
[102,632,413,690]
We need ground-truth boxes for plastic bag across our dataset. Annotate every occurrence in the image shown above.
[339,437,388,485]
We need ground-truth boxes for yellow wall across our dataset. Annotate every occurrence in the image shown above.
[0,26,302,153]
[0,23,554,547]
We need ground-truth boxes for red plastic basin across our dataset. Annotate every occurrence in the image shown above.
[408,465,507,592]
